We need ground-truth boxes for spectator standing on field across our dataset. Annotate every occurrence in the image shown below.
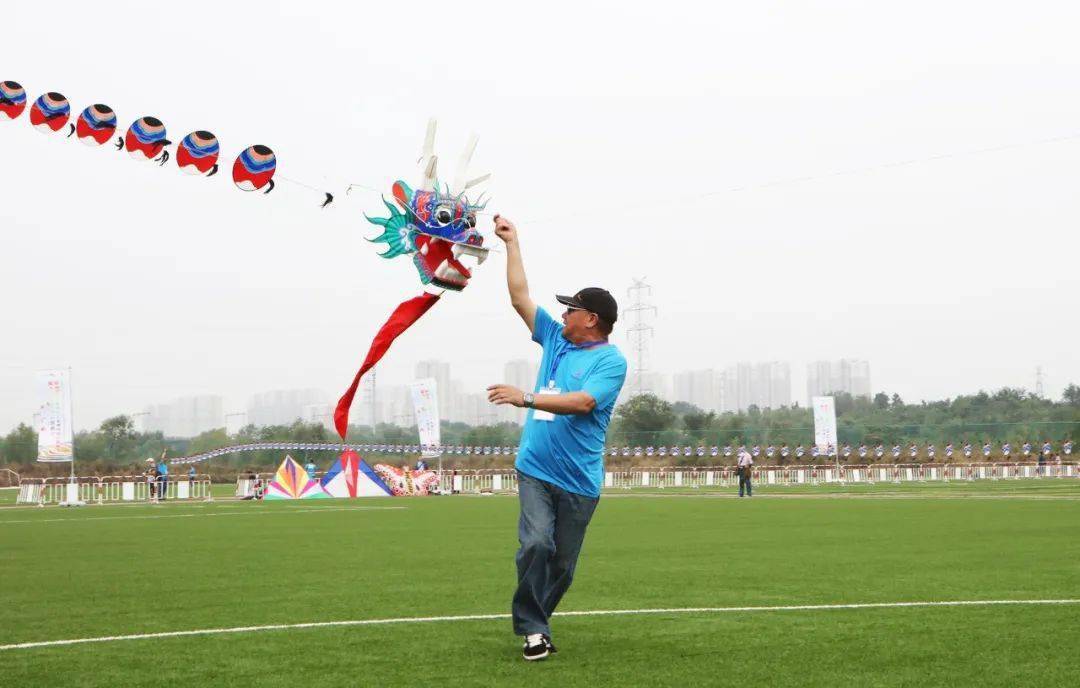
[145,459,158,501]
[737,449,754,498]
[156,451,169,501]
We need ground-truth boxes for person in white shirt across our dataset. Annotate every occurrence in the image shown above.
[737,449,754,498]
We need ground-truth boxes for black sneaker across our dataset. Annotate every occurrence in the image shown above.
[543,635,558,653]
[522,633,549,661]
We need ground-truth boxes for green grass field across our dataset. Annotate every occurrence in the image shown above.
[2,481,1079,686]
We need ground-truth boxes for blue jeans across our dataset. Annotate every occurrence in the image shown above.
[512,470,599,636]
[739,473,752,497]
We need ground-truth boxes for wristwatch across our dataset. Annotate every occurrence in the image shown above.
[523,392,535,408]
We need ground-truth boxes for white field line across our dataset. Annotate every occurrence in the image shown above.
[2,598,1077,652]
[600,491,1080,501]
[0,506,405,524]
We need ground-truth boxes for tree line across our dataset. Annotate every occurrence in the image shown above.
[3,384,1078,477]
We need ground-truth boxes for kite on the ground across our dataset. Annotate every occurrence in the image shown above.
[176,130,220,176]
[0,81,27,120]
[29,92,70,134]
[373,463,441,496]
[71,104,117,146]
[334,120,490,438]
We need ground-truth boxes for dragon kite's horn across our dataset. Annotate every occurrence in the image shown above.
[463,173,491,191]
[420,118,436,163]
[418,119,439,191]
[421,156,438,192]
[451,133,479,194]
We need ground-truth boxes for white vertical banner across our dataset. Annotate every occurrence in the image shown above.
[35,369,74,462]
[409,377,441,458]
[812,396,837,457]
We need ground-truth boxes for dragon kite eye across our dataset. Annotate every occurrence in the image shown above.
[435,207,453,225]
[466,214,477,228]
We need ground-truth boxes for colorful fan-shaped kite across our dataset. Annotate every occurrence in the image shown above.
[176,130,220,176]
[122,116,172,164]
[29,92,70,134]
[0,81,27,120]
[264,455,326,500]
[71,104,117,146]
[232,145,276,193]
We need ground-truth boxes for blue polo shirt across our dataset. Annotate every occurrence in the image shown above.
[516,307,627,498]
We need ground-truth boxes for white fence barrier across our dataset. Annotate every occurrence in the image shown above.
[17,462,1077,507]
[219,462,1077,499]
[16,475,213,505]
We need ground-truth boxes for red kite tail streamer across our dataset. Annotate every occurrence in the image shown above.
[334,292,441,439]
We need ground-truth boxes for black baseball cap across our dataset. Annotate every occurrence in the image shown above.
[556,287,618,324]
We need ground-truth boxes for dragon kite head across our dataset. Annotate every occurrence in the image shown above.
[366,120,491,292]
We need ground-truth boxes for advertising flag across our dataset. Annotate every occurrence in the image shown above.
[36,369,74,462]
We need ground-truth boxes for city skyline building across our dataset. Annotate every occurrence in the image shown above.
[142,395,224,438]
[673,369,724,413]
[807,359,872,403]
[246,388,328,428]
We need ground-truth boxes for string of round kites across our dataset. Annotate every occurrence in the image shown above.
[0,81,282,196]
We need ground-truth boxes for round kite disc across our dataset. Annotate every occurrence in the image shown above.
[176,130,220,176]
[124,116,168,160]
[0,81,27,120]
[29,92,70,133]
[75,104,117,146]
[232,145,276,191]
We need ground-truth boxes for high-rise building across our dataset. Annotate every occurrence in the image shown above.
[143,395,224,438]
[446,379,467,424]
[502,359,539,423]
[379,385,413,427]
[247,389,328,427]
[752,361,791,410]
[806,359,872,403]
[720,362,791,412]
[301,403,334,431]
[673,369,724,412]
[414,360,452,422]
[723,363,753,412]
[618,371,671,405]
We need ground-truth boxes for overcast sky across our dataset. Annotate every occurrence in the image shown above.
[2,1,1078,431]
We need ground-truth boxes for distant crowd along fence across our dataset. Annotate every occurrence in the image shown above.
[16,475,213,505]
[166,440,1076,465]
[233,461,1079,498]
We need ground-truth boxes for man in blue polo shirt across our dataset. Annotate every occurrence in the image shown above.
[487,215,627,662]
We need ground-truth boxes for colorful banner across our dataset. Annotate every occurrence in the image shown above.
[409,377,441,459]
[35,369,74,462]
[812,395,838,456]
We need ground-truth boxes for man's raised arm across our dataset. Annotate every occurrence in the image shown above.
[494,215,538,334]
